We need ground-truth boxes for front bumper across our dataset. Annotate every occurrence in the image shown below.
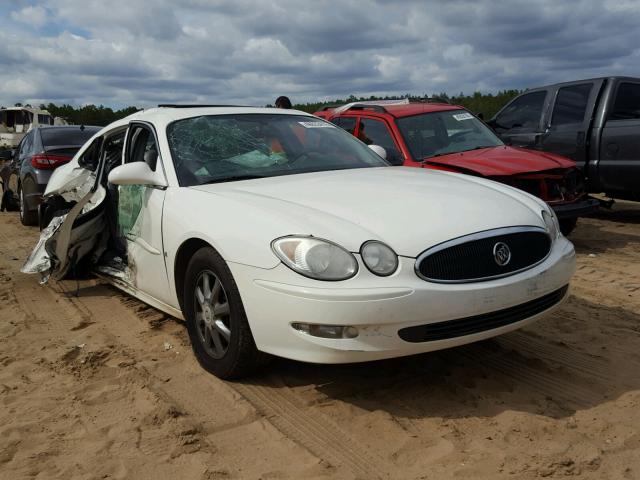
[228,236,576,363]
[551,197,599,219]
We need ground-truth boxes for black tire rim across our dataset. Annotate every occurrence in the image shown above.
[193,269,231,359]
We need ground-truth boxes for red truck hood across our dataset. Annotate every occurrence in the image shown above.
[424,146,575,176]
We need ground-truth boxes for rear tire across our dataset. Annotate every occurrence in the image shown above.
[19,186,38,226]
[559,218,578,236]
[183,247,269,379]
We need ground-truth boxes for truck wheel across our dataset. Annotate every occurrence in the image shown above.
[559,218,578,236]
[183,246,269,379]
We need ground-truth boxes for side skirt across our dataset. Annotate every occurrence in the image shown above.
[94,272,185,321]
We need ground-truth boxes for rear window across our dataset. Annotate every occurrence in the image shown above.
[40,128,99,147]
[551,84,592,126]
[610,83,640,120]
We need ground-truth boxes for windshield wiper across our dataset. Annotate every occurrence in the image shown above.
[421,145,495,162]
[420,152,449,161]
[458,145,495,153]
[200,174,266,185]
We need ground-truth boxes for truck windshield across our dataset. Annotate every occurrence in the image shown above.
[0,110,18,128]
[397,110,503,160]
[167,114,389,186]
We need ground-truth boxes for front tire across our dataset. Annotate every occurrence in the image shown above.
[183,247,268,379]
[559,218,578,236]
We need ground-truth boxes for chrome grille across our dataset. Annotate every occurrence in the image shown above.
[415,227,552,283]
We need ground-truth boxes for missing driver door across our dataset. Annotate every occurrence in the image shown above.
[118,122,170,302]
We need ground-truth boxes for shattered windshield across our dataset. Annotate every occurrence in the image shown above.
[397,110,503,160]
[166,114,388,186]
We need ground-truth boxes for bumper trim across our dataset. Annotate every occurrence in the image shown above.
[398,285,569,342]
[551,198,599,219]
[254,279,414,301]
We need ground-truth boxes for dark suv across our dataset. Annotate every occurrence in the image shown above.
[315,101,598,235]
[0,125,100,225]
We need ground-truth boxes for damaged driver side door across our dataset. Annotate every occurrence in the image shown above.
[22,134,109,281]
[114,122,170,303]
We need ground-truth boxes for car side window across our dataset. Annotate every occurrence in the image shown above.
[22,111,33,129]
[550,83,593,126]
[358,118,403,165]
[609,83,640,121]
[78,138,103,172]
[126,125,158,171]
[494,91,547,132]
[18,131,34,160]
[332,117,357,134]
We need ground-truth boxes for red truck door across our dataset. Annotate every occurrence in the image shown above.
[354,117,405,165]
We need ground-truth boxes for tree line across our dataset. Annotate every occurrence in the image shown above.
[6,90,521,125]
[7,102,140,126]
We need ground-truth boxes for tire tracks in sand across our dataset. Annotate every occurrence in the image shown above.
[51,280,392,480]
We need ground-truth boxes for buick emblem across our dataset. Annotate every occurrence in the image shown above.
[493,242,511,266]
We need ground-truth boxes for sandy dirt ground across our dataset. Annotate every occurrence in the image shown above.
[1,203,639,480]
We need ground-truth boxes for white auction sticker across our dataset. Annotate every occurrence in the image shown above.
[298,121,334,128]
[452,113,474,121]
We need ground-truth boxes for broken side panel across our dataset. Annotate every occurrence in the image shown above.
[22,183,108,282]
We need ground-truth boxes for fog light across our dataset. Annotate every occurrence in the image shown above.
[292,323,359,339]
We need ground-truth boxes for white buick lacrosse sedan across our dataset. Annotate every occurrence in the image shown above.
[24,106,576,379]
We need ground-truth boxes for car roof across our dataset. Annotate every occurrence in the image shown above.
[322,102,463,118]
[526,76,640,91]
[126,106,315,126]
[383,103,463,117]
[84,106,318,144]
[0,107,50,113]
[36,125,101,131]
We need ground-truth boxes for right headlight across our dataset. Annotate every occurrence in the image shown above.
[271,236,358,281]
[360,241,398,276]
[542,209,560,240]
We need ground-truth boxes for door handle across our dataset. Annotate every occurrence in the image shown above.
[606,143,619,158]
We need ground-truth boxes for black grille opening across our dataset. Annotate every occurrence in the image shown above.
[398,285,568,343]
[417,229,551,282]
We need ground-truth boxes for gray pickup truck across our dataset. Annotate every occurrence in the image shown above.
[489,77,640,202]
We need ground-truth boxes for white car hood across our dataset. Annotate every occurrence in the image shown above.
[191,167,546,258]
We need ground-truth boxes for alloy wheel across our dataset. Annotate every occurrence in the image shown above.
[193,270,231,359]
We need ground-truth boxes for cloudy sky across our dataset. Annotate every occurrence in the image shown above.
[1,0,639,108]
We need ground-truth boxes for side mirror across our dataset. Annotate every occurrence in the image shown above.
[108,162,167,187]
[368,144,387,160]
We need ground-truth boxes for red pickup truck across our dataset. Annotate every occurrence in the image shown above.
[315,100,599,235]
